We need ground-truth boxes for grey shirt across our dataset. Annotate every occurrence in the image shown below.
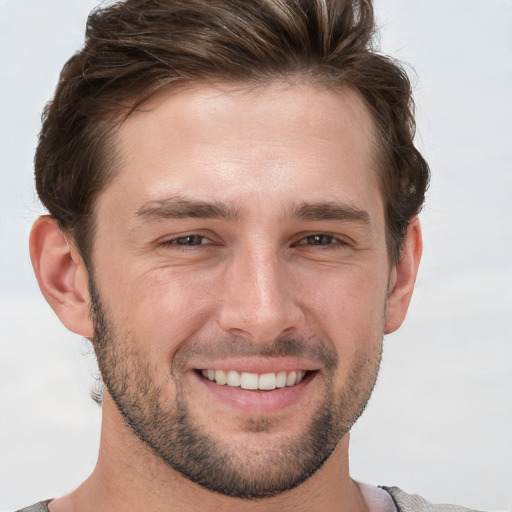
[14,488,484,512]
[15,500,51,512]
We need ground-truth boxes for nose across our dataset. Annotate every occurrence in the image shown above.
[218,247,304,343]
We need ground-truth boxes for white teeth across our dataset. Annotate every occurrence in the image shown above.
[215,369,227,385]
[286,371,297,386]
[226,370,240,387]
[276,371,287,388]
[259,372,277,390]
[201,369,308,390]
[240,372,259,390]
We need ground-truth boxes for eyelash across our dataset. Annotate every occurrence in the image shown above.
[165,234,211,246]
[294,234,349,248]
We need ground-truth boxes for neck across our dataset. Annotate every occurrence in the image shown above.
[49,396,368,512]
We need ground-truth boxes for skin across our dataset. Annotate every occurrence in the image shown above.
[30,81,422,512]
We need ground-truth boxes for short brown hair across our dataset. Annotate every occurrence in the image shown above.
[35,0,429,266]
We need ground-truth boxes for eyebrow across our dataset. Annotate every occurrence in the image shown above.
[136,196,242,221]
[290,202,371,225]
[135,196,371,226]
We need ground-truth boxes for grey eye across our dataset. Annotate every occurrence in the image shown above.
[172,235,206,246]
[303,234,335,245]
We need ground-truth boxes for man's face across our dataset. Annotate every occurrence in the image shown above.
[89,82,392,497]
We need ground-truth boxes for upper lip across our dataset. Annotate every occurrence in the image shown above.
[189,357,320,374]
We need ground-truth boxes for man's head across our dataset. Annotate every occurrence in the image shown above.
[35,0,428,269]
[30,0,427,502]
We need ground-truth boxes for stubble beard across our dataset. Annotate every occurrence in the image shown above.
[89,281,383,499]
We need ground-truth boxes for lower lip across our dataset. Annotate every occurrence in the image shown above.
[193,371,316,414]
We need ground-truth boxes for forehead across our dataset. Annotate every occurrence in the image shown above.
[104,81,382,220]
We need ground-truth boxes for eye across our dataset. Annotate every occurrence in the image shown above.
[297,234,339,246]
[166,234,209,246]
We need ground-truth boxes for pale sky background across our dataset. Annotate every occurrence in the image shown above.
[0,1,511,511]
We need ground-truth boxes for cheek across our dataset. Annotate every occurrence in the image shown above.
[296,264,388,375]
[299,263,388,330]
[99,265,222,360]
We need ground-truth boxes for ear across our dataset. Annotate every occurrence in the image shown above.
[29,216,94,337]
[384,217,423,334]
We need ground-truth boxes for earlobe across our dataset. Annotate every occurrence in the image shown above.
[384,217,423,334]
[29,216,94,337]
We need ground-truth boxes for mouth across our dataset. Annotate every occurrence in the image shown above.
[198,369,312,391]
[192,365,319,415]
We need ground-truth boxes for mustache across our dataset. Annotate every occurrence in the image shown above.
[173,335,338,370]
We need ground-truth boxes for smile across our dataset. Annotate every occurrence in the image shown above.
[200,369,308,390]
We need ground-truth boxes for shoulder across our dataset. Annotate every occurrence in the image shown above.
[382,487,485,512]
[13,500,52,512]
